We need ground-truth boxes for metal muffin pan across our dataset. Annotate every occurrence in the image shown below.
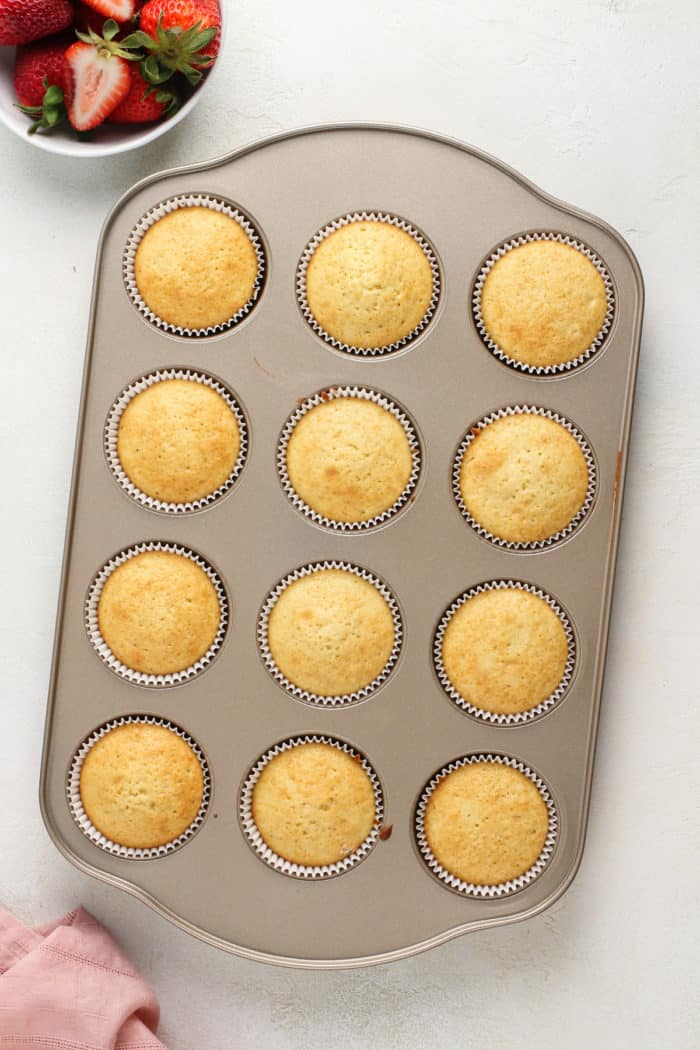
[40,124,644,969]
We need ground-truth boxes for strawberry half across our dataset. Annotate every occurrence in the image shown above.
[109,63,178,123]
[0,0,73,46]
[64,23,138,131]
[74,1,133,39]
[79,0,137,22]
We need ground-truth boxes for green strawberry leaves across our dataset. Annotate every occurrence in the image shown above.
[16,77,67,135]
[122,17,217,86]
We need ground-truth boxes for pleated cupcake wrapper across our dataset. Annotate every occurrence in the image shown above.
[104,368,249,515]
[452,405,598,550]
[296,211,441,357]
[67,714,211,861]
[123,194,266,338]
[85,541,229,688]
[415,754,558,899]
[277,386,422,532]
[433,580,576,725]
[257,560,403,706]
[472,232,616,375]
[239,734,384,880]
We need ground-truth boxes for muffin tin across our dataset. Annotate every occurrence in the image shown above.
[40,124,644,968]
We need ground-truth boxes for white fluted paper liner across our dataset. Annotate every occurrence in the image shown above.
[123,194,266,337]
[433,580,576,725]
[67,714,211,860]
[452,405,597,550]
[239,734,385,880]
[104,368,249,514]
[415,754,558,898]
[472,232,615,375]
[296,212,441,356]
[258,560,403,706]
[277,386,422,532]
[85,541,229,688]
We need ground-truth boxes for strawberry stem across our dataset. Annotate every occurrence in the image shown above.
[16,77,67,135]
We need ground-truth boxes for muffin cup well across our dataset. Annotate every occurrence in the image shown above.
[472,231,616,375]
[433,580,576,725]
[239,734,384,880]
[104,368,249,515]
[414,754,558,898]
[67,714,211,861]
[277,386,422,532]
[257,560,403,706]
[85,541,229,688]
[123,194,266,338]
[452,405,598,551]
[296,211,441,356]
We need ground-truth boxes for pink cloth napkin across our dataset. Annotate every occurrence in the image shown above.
[0,907,167,1049]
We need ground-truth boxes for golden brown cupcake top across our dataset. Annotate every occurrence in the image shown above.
[424,761,549,885]
[266,568,395,697]
[97,550,221,676]
[251,742,376,866]
[80,723,204,849]
[479,240,608,368]
[304,220,434,349]
[285,396,414,523]
[440,587,569,715]
[117,379,241,505]
[459,413,589,544]
[134,206,259,330]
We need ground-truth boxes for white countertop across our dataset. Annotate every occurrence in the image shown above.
[1,2,698,1047]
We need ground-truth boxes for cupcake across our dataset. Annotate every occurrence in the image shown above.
[250,741,377,867]
[302,217,436,351]
[115,377,242,506]
[477,238,610,369]
[283,392,416,525]
[423,759,550,886]
[133,204,260,331]
[96,549,222,677]
[438,585,571,717]
[457,411,591,544]
[264,566,397,699]
[79,722,204,850]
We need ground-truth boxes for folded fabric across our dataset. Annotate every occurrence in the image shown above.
[0,906,167,1049]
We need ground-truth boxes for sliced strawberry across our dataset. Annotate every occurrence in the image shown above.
[79,0,137,21]
[14,35,69,108]
[64,41,131,131]
[0,0,73,46]
[74,1,133,39]
[109,63,178,123]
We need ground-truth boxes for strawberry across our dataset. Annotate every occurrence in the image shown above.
[79,0,137,23]
[0,0,73,46]
[126,0,220,85]
[64,23,138,131]
[74,2,133,39]
[109,63,177,123]
[13,35,68,107]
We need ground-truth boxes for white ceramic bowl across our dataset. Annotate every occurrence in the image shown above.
[0,8,225,157]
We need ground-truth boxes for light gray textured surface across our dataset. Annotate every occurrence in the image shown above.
[0,1,698,1047]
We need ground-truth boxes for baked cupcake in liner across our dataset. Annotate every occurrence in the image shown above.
[277,386,422,532]
[452,405,597,550]
[104,368,249,514]
[415,754,558,898]
[239,734,384,879]
[123,194,266,337]
[433,580,576,725]
[85,541,229,688]
[472,232,615,375]
[296,212,441,356]
[67,714,211,860]
[258,561,403,706]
